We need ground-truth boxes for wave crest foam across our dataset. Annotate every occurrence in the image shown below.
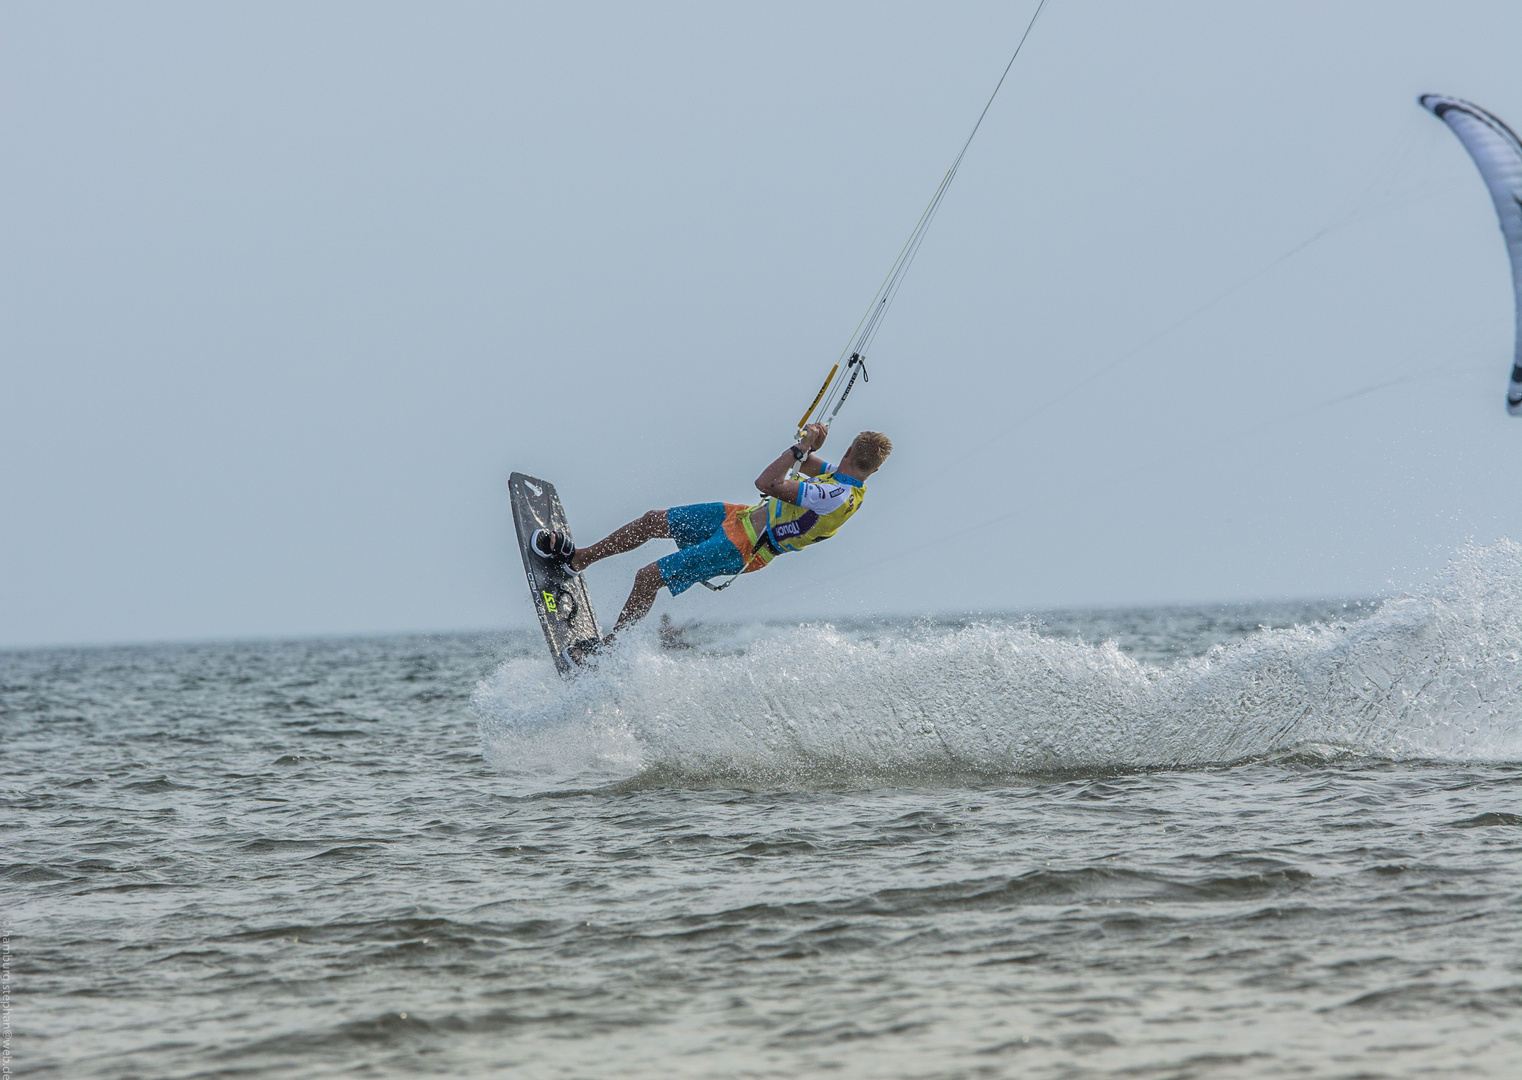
[473,541,1522,787]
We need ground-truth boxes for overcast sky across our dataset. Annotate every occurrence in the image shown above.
[3,0,1521,648]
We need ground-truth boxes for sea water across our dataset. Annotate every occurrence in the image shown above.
[2,543,1519,1078]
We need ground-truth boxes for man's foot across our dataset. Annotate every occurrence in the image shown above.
[560,636,609,669]
[530,529,578,573]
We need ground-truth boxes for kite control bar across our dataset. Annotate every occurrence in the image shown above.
[795,353,870,440]
[796,363,837,437]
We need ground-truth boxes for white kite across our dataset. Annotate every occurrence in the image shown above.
[1420,94,1522,415]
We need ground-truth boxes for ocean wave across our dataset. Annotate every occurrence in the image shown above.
[473,541,1522,787]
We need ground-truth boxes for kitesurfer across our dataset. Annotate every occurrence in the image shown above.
[530,423,892,666]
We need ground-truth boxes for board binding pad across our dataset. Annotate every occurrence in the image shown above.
[509,473,601,676]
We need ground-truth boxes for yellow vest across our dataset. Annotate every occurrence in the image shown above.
[748,469,866,559]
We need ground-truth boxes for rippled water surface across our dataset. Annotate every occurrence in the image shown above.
[4,544,1521,1078]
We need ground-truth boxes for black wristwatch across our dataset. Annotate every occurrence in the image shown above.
[790,444,807,461]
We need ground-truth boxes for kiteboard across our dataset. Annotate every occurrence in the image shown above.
[509,473,601,676]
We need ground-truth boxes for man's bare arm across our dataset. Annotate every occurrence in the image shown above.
[755,422,828,502]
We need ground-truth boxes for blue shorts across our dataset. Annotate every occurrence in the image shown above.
[658,503,745,596]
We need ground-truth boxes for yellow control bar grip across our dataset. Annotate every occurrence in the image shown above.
[796,364,838,435]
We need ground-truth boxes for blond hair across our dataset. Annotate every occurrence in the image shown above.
[847,431,893,473]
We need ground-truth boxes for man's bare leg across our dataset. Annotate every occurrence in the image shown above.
[610,562,664,635]
[570,510,669,573]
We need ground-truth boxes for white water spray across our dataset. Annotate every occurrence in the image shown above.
[474,541,1522,788]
